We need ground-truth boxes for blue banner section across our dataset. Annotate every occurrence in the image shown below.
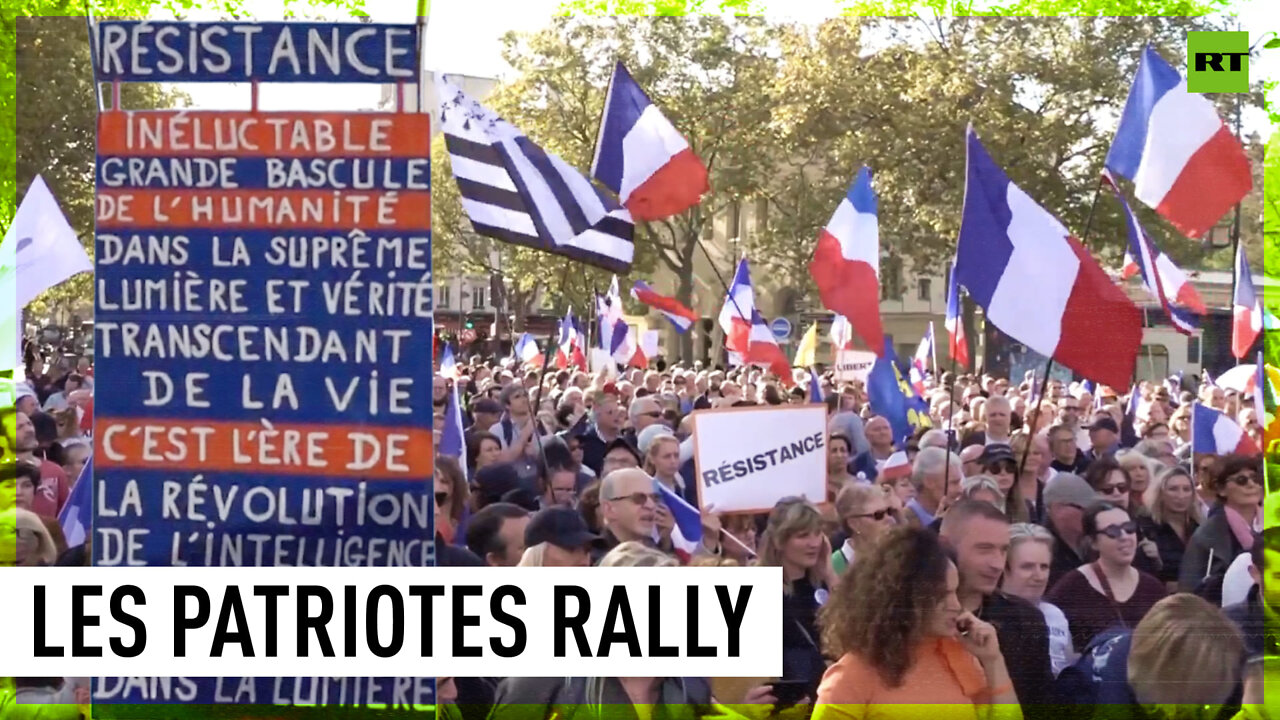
[96,156,431,191]
[94,471,434,567]
[93,677,434,711]
[94,230,432,425]
[95,22,420,83]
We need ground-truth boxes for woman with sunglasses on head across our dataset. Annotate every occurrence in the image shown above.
[759,498,834,697]
[1178,454,1264,594]
[1138,466,1203,593]
[830,483,894,576]
[1045,502,1167,650]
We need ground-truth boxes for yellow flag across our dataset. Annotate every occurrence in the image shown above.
[794,322,819,368]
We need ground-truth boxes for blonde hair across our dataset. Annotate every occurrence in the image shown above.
[961,474,1005,506]
[1117,449,1156,478]
[834,483,882,522]
[15,508,57,565]
[599,541,678,568]
[759,499,825,594]
[1007,522,1055,565]
[1128,594,1244,709]
[1144,466,1204,528]
[517,542,547,567]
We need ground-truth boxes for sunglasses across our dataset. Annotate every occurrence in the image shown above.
[1098,521,1139,540]
[608,492,661,506]
[1228,473,1261,487]
[435,491,450,506]
[986,461,1017,474]
[851,508,891,521]
[1101,483,1130,495]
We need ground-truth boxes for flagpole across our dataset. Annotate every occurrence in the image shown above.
[527,262,576,472]
[694,238,754,350]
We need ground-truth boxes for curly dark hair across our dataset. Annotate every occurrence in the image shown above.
[1082,457,1131,492]
[1210,453,1262,500]
[818,525,952,688]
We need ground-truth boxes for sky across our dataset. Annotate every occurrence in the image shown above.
[167,0,1278,135]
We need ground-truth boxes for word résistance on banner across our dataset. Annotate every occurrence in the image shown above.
[1,568,782,679]
[691,405,827,513]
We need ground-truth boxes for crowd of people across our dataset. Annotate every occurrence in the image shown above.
[431,355,1276,720]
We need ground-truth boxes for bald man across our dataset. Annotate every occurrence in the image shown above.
[852,416,895,481]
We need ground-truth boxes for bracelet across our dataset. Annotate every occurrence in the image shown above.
[986,683,1013,696]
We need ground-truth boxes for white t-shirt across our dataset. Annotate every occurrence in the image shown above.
[1038,601,1076,677]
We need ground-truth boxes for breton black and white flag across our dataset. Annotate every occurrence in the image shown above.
[438,76,635,273]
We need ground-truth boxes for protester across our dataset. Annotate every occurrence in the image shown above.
[902,447,962,528]
[1180,454,1264,593]
[830,483,893,576]
[465,503,531,567]
[1002,523,1076,677]
[1138,465,1203,591]
[1224,528,1278,658]
[520,507,598,567]
[815,525,1019,718]
[852,417,895,481]
[1046,502,1167,649]
[760,498,832,690]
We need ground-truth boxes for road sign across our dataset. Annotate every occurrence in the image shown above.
[770,317,792,340]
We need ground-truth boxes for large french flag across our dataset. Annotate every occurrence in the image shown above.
[747,310,794,384]
[1106,172,1199,335]
[955,128,1142,390]
[591,62,709,222]
[1192,402,1259,455]
[718,259,755,354]
[809,167,886,356]
[1233,245,1262,359]
[945,264,970,369]
[1105,45,1252,239]
[632,280,698,333]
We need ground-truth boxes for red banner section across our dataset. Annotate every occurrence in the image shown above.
[99,112,432,158]
[96,189,431,230]
[95,418,433,479]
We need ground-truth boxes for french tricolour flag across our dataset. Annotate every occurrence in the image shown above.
[1192,402,1259,456]
[945,264,970,369]
[440,382,469,480]
[440,343,458,380]
[58,457,93,548]
[1105,45,1252,239]
[955,127,1142,390]
[1106,172,1199,335]
[809,367,824,404]
[557,309,587,370]
[747,310,794,385]
[654,479,702,563]
[1232,245,1262,359]
[632,280,697,333]
[591,62,709,222]
[910,323,934,395]
[514,333,543,367]
[718,259,755,355]
[809,167,886,356]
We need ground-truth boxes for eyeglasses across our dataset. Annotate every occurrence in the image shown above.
[608,492,661,506]
[1098,521,1139,540]
[1228,473,1261,487]
[850,509,891,521]
[435,491,450,506]
[1101,483,1129,495]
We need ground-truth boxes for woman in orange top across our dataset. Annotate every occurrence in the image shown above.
[814,526,1021,720]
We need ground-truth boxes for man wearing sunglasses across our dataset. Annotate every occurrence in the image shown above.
[590,468,663,565]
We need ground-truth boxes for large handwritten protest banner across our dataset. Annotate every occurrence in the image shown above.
[691,406,827,513]
[91,21,434,714]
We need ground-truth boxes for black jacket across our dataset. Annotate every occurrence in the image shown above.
[1046,522,1085,590]
[980,591,1056,718]
[490,677,714,720]
[1224,585,1277,659]
[1137,516,1196,584]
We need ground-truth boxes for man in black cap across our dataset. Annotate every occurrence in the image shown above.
[1084,417,1120,465]
[524,507,599,567]
[599,437,642,480]
[468,397,503,435]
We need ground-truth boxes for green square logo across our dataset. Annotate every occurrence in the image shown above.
[1186,31,1249,93]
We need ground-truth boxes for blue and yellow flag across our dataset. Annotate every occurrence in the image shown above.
[867,338,932,445]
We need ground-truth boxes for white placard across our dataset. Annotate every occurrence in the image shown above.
[640,329,661,358]
[691,405,828,513]
[0,567,782,678]
[833,349,877,383]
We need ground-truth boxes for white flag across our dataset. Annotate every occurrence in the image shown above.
[1,175,92,309]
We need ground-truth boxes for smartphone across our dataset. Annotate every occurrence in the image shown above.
[768,680,810,710]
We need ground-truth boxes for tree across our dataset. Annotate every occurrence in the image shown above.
[430,16,785,361]
[756,16,1254,306]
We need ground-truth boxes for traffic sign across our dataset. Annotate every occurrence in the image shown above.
[770,317,792,340]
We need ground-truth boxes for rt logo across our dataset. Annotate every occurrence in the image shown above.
[1186,31,1249,93]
